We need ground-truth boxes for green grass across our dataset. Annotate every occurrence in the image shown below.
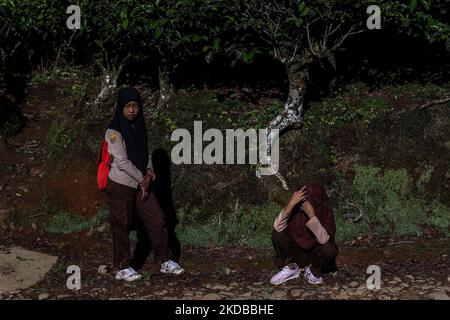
[333,165,450,240]
[428,201,450,236]
[46,209,109,234]
[305,92,390,128]
[177,202,280,247]
[177,164,450,246]
[335,213,368,243]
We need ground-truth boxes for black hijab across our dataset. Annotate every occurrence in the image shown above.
[108,87,149,175]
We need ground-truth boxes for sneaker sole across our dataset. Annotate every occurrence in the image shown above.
[305,275,323,285]
[270,272,300,285]
[160,269,185,275]
[115,274,142,281]
[307,279,323,285]
[125,275,142,282]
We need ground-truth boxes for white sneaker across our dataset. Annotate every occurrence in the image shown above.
[270,264,301,285]
[160,260,184,275]
[115,267,142,281]
[304,266,323,285]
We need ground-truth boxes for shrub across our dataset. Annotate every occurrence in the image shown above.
[305,92,390,128]
[334,165,450,238]
[428,201,450,236]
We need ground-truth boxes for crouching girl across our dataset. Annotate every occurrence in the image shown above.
[270,183,338,285]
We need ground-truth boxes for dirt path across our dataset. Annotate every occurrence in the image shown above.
[0,246,57,295]
[0,226,449,300]
[0,80,70,229]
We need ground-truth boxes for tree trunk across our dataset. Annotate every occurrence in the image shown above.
[256,62,308,190]
[92,48,132,108]
[158,65,175,107]
[93,65,124,107]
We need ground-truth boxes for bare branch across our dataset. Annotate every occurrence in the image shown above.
[419,96,450,110]
[330,24,364,52]
[289,44,298,63]
[306,22,318,57]
[329,22,343,37]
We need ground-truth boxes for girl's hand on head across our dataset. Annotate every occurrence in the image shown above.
[288,186,307,207]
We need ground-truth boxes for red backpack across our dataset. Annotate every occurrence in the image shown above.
[96,139,112,190]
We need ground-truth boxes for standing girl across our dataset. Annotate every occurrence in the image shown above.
[105,87,184,281]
